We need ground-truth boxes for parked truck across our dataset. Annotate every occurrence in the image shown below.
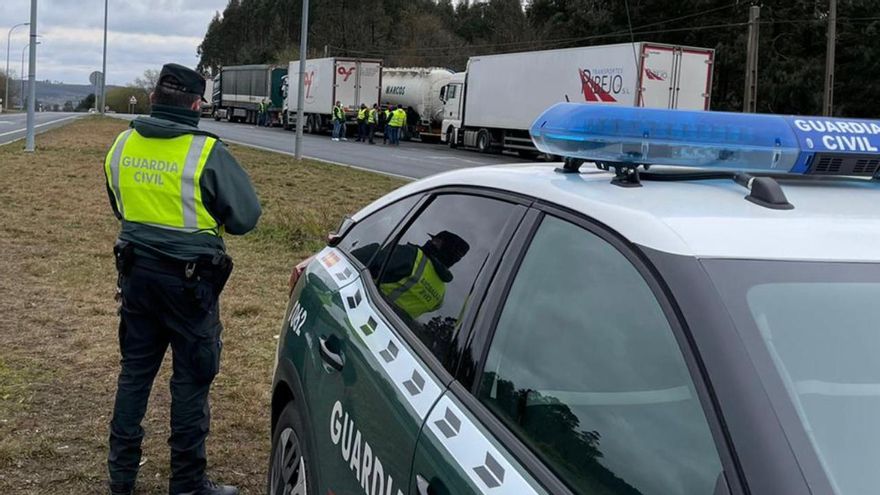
[283,57,383,133]
[212,64,287,125]
[441,42,715,155]
[380,67,455,142]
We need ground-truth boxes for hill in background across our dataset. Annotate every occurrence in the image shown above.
[35,80,121,110]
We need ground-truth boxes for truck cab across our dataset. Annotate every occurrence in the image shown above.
[439,73,465,147]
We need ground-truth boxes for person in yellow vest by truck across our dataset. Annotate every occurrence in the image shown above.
[381,104,392,144]
[366,103,378,145]
[331,101,346,141]
[104,63,260,495]
[387,104,407,146]
[356,103,368,142]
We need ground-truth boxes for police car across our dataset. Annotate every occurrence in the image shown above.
[268,104,880,495]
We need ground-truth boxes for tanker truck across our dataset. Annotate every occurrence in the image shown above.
[380,67,454,142]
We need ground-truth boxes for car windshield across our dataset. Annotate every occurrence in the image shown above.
[703,259,880,495]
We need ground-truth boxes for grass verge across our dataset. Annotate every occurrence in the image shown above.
[0,117,404,494]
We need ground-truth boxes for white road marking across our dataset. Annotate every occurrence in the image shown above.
[221,138,417,181]
[0,115,82,140]
[423,155,484,165]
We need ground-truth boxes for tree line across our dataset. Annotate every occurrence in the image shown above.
[196,0,880,118]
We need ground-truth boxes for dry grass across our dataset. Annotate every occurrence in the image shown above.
[0,117,404,494]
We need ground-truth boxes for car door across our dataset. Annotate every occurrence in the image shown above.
[362,190,528,493]
[410,208,739,495]
[285,195,425,495]
[296,190,526,495]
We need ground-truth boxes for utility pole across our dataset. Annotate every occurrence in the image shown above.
[5,22,29,113]
[100,0,108,114]
[294,0,309,160]
[822,0,836,116]
[742,5,760,113]
[25,0,37,152]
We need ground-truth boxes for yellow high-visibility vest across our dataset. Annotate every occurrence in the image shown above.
[368,108,377,124]
[389,109,406,127]
[379,248,445,319]
[357,108,367,120]
[333,105,345,120]
[104,129,220,235]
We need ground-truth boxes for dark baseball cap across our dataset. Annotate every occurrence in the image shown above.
[158,63,207,102]
[429,231,470,263]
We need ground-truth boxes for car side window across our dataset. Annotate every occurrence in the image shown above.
[478,215,723,495]
[337,196,419,273]
[376,194,517,364]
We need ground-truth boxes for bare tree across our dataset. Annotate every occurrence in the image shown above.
[133,69,161,93]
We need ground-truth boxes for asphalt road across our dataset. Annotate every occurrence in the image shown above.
[112,114,532,180]
[0,112,82,147]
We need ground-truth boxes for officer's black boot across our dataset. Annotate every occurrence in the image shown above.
[109,482,134,495]
[175,479,239,495]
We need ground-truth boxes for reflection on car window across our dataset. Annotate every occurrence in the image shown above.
[338,196,419,272]
[479,215,722,495]
[377,194,516,364]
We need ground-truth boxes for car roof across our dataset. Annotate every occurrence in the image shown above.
[355,163,880,263]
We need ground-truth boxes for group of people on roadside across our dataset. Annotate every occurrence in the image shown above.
[331,101,410,145]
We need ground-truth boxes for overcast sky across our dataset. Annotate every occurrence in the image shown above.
[1,0,228,86]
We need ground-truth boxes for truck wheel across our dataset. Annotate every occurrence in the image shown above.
[446,128,457,149]
[307,115,319,134]
[476,130,491,153]
[283,113,291,131]
[213,110,221,122]
[268,401,314,495]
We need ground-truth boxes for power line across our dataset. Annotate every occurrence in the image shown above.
[328,1,746,56]
[330,14,880,59]
[330,21,750,57]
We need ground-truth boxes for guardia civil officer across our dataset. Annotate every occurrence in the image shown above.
[104,64,261,495]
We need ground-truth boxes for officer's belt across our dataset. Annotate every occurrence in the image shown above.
[130,253,199,277]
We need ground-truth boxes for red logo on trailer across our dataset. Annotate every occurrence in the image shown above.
[644,68,667,81]
[304,70,315,98]
[337,66,356,82]
[579,69,617,103]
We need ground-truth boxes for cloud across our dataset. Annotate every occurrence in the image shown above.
[0,0,228,84]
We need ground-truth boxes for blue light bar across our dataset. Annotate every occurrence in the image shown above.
[530,103,880,176]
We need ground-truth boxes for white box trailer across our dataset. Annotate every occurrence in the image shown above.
[441,42,714,155]
[284,57,382,133]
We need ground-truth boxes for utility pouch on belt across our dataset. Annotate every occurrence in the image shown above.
[113,241,135,276]
[209,252,234,295]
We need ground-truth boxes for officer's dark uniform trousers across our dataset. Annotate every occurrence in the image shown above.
[109,254,224,493]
